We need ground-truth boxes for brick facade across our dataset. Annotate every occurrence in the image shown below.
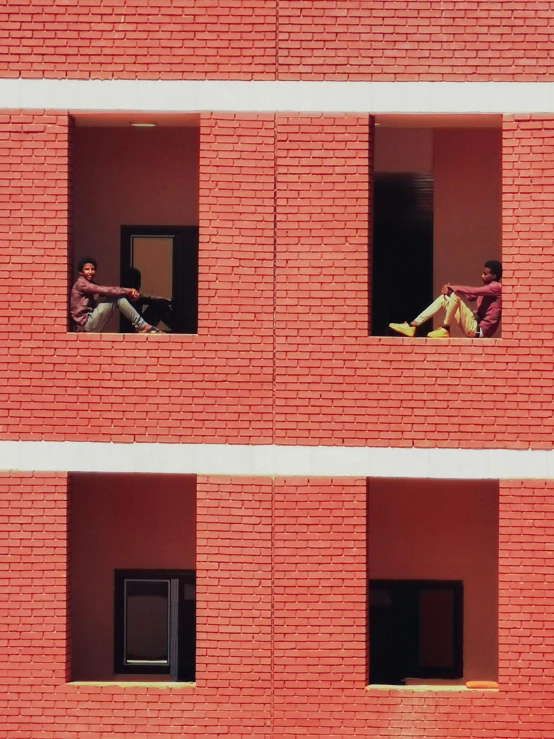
[2,2,554,81]
[3,2,554,737]
[2,112,554,447]
[2,473,553,736]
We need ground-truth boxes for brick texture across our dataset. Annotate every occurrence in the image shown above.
[502,116,554,341]
[196,476,273,697]
[273,477,367,695]
[0,0,277,80]
[1,112,275,443]
[277,0,554,81]
[0,473,68,691]
[499,480,554,692]
[4,473,553,737]
[275,114,370,340]
[4,114,554,447]
[3,2,554,81]
[272,114,554,449]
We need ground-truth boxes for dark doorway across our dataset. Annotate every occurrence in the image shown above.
[369,580,463,685]
[114,569,196,682]
[371,174,434,336]
[120,226,198,334]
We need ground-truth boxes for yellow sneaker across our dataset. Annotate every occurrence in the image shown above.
[389,322,416,338]
[427,327,450,339]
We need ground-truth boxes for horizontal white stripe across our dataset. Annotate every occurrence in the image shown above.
[0,441,553,479]
[0,78,553,114]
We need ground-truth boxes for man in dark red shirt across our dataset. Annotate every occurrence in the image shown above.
[389,260,502,339]
[70,257,161,333]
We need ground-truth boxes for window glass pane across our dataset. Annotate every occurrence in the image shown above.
[419,587,455,669]
[125,579,169,665]
[132,236,174,300]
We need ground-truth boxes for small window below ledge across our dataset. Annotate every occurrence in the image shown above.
[115,570,195,683]
[369,579,463,686]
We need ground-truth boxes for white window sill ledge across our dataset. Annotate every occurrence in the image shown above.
[68,681,196,689]
[367,684,498,693]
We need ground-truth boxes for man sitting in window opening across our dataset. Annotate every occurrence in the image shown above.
[70,257,162,333]
[122,267,174,332]
[389,260,502,339]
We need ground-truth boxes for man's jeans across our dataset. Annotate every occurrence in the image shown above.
[413,293,479,338]
[84,297,147,333]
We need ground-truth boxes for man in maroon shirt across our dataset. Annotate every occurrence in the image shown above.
[389,260,502,339]
[70,257,161,333]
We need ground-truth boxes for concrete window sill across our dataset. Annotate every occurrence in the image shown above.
[367,684,498,693]
[68,681,196,689]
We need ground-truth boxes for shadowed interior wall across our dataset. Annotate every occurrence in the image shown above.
[70,473,196,681]
[434,128,502,335]
[374,127,433,174]
[368,478,498,682]
[73,126,199,329]
[374,126,501,335]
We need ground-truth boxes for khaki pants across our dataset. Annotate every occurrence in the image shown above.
[413,293,479,338]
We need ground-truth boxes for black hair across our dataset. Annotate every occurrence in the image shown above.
[77,256,97,273]
[484,259,502,280]
[121,266,142,290]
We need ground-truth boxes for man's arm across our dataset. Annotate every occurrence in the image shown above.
[79,282,134,299]
[450,282,501,301]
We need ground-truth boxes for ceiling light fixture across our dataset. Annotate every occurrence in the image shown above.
[130,122,157,128]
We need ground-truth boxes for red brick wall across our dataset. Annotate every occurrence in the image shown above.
[498,480,554,693]
[4,473,553,738]
[0,0,277,80]
[4,113,554,447]
[273,477,367,699]
[272,114,554,449]
[1,112,275,443]
[0,472,68,689]
[0,112,70,336]
[2,2,554,81]
[277,1,554,81]
[275,114,370,341]
[196,476,273,698]
[502,116,554,342]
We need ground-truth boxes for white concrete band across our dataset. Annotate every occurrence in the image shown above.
[0,78,553,114]
[0,440,553,479]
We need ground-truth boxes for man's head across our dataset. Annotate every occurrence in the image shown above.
[77,256,97,281]
[482,259,502,284]
[122,266,142,291]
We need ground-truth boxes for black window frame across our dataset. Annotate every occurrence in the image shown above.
[114,569,195,682]
[120,225,199,334]
[369,579,463,684]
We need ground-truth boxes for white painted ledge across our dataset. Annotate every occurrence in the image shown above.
[0,78,554,114]
[0,440,553,479]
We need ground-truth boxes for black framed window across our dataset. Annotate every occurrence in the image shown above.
[114,570,195,681]
[120,226,198,334]
[369,579,463,685]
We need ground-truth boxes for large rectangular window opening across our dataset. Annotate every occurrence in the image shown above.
[367,478,498,687]
[371,117,502,338]
[71,116,199,335]
[69,473,196,683]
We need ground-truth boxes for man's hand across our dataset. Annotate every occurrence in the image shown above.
[441,283,453,296]
[127,288,140,301]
